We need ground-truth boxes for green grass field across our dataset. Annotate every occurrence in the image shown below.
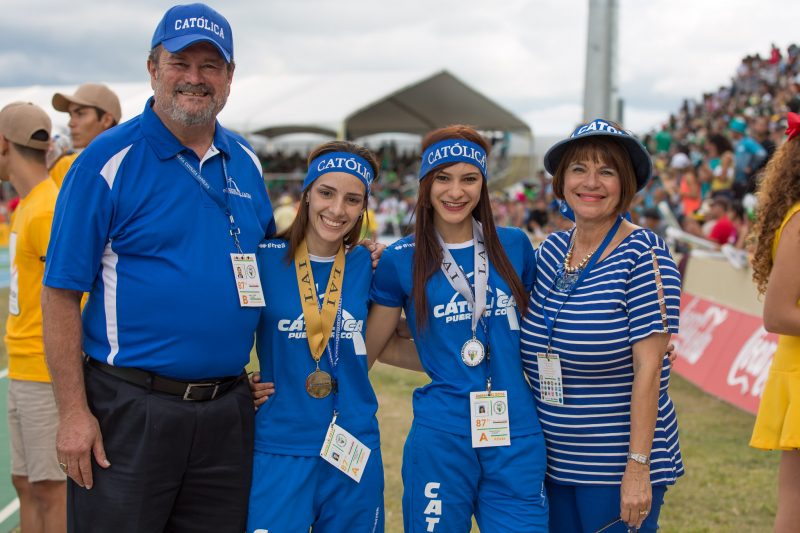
[0,286,781,532]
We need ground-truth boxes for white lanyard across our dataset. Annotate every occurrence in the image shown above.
[435,218,488,337]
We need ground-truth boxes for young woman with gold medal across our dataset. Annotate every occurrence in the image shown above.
[246,141,404,533]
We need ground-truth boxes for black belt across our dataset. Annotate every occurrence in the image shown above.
[85,357,245,401]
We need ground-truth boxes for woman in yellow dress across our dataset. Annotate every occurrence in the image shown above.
[750,111,800,533]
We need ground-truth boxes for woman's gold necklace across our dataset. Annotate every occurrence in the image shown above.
[563,237,597,274]
[556,232,597,292]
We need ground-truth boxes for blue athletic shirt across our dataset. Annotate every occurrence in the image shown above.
[733,136,767,183]
[520,228,684,486]
[370,226,541,437]
[43,98,275,380]
[254,241,380,455]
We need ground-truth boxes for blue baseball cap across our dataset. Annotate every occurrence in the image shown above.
[151,3,233,63]
[728,117,747,134]
[544,118,653,191]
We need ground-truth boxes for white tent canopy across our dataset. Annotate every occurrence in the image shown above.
[344,70,530,138]
[0,70,531,139]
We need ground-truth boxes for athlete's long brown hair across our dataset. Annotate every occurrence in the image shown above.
[277,141,379,263]
[412,125,529,330]
[751,134,800,294]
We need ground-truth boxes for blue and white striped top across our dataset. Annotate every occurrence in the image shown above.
[520,228,684,486]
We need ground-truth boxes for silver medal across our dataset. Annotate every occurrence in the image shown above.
[461,337,486,367]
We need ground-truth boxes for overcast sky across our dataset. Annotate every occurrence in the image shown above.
[1,0,797,136]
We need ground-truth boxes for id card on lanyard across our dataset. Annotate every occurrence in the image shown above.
[320,415,371,483]
[539,216,623,406]
[536,352,564,405]
[230,254,265,307]
[470,390,511,447]
[176,153,265,308]
[316,317,372,482]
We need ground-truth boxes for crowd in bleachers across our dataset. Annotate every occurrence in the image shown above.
[639,43,799,248]
[282,42,800,247]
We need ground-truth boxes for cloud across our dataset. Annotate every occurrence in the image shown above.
[0,0,796,138]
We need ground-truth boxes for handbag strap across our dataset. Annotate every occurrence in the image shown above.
[649,249,669,332]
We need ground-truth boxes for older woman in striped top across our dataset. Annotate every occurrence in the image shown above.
[520,119,683,532]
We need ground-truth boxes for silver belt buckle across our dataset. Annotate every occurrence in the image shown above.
[183,382,220,401]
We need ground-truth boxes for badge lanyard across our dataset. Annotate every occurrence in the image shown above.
[317,300,370,484]
[325,299,343,417]
[436,218,494,391]
[541,216,623,352]
[315,288,371,482]
[294,240,346,399]
[175,153,243,254]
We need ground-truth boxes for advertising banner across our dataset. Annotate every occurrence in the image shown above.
[672,293,778,415]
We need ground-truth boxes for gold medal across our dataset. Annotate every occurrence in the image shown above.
[294,240,346,399]
[306,369,334,399]
[461,337,485,367]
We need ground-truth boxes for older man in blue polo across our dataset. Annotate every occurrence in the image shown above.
[41,4,274,531]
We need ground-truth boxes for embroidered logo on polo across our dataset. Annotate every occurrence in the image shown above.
[259,242,286,250]
[224,175,252,199]
[393,242,415,251]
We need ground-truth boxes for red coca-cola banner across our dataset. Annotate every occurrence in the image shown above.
[672,293,778,415]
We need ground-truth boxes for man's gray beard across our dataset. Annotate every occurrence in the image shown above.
[153,79,228,128]
[165,100,221,127]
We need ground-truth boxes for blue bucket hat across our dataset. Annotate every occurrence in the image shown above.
[543,119,653,191]
[151,3,233,63]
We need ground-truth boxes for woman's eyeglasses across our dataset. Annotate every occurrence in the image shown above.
[594,517,639,533]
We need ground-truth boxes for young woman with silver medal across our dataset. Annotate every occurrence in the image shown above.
[367,125,548,532]
[246,141,408,533]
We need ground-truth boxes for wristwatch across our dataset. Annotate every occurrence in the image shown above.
[627,452,650,465]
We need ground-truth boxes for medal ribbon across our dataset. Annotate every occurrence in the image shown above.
[436,218,488,336]
[541,216,623,350]
[294,240,346,364]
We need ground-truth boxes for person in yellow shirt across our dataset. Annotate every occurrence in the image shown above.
[359,206,378,240]
[49,83,121,188]
[0,102,64,533]
[272,193,298,233]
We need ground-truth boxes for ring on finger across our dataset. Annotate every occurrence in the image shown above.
[639,509,649,515]
[58,461,68,473]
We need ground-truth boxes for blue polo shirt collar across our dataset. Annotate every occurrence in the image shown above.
[140,97,232,161]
